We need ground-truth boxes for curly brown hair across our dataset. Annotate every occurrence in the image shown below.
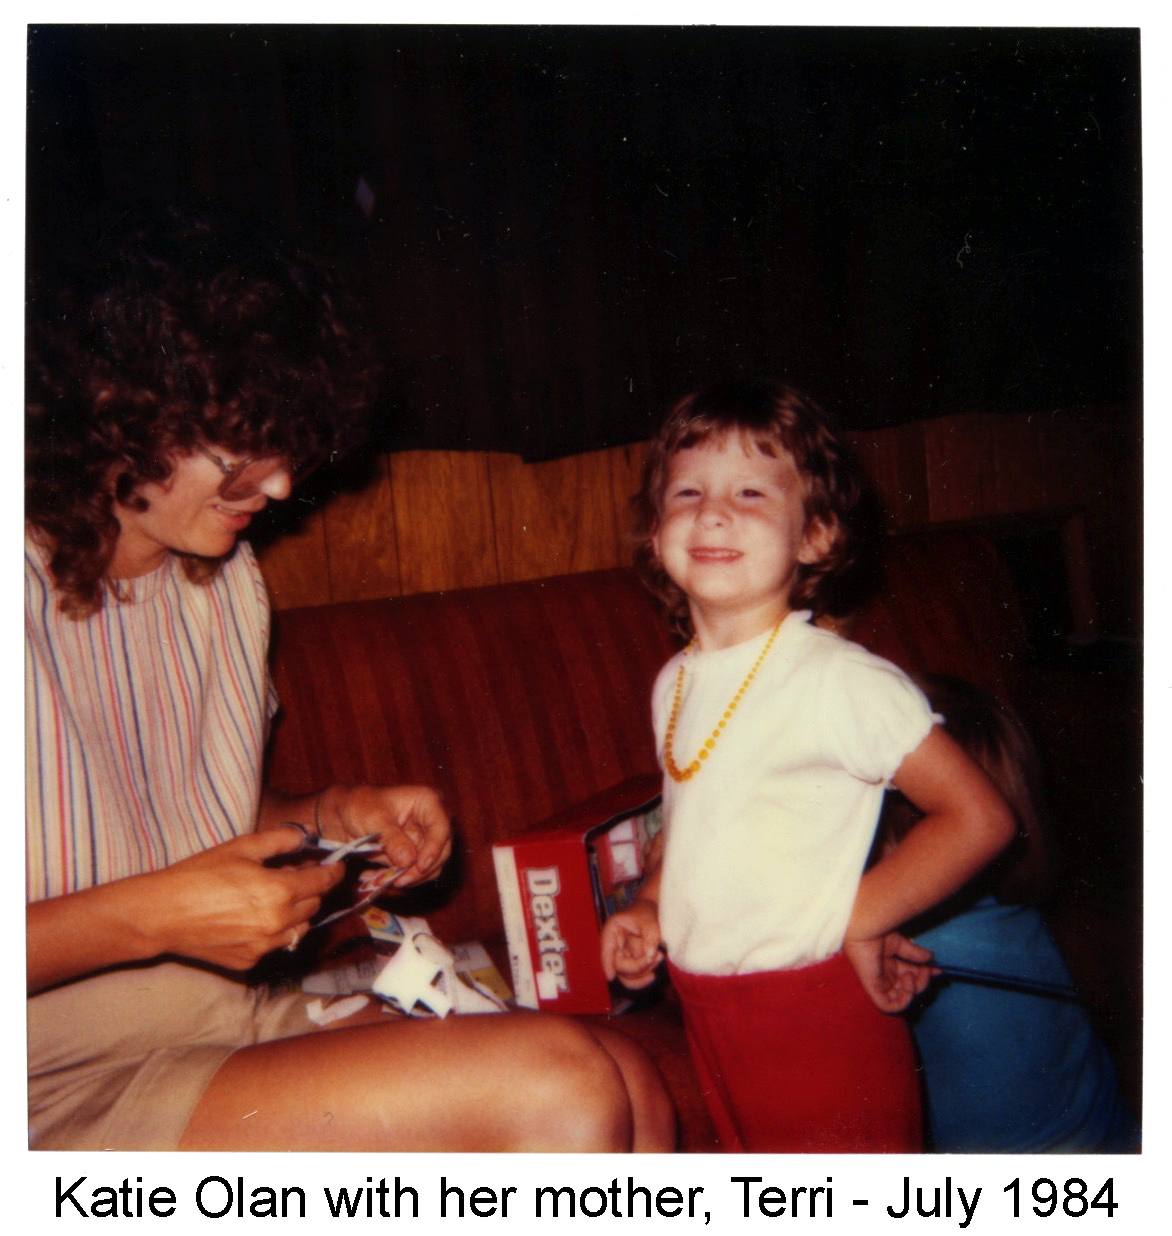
[633,379,871,636]
[26,205,381,617]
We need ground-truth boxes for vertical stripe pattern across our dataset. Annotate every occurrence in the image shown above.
[26,536,273,902]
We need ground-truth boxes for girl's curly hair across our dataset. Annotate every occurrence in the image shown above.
[633,379,872,637]
[26,205,381,616]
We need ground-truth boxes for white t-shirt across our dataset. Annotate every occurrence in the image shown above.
[654,609,936,975]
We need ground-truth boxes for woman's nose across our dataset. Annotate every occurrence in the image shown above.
[258,466,294,502]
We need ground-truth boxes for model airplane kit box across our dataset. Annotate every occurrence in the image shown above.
[492,775,663,1014]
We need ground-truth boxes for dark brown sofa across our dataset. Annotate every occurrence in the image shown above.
[266,527,1140,1151]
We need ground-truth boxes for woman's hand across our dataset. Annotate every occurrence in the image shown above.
[27,828,346,991]
[843,931,937,1013]
[148,828,346,969]
[316,784,452,888]
[600,900,664,990]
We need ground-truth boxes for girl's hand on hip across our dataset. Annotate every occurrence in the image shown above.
[843,931,938,1013]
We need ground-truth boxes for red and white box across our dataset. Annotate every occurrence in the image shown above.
[492,775,663,1014]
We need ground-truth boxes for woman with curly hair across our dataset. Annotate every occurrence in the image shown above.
[25,208,673,1152]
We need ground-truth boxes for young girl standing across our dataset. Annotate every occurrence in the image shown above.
[600,379,1015,1153]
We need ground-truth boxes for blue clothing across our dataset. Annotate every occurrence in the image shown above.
[910,897,1135,1153]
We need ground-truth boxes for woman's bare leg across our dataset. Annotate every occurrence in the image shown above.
[580,1023,677,1152]
[179,1011,674,1152]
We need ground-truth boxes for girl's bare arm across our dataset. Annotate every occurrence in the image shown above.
[847,726,1015,943]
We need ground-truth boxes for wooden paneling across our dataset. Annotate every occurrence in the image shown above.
[607,440,649,559]
[389,450,499,596]
[986,412,1048,515]
[844,423,929,529]
[1033,410,1138,635]
[920,414,999,524]
[255,408,1135,640]
[255,508,331,610]
[322,457,402,602]
[489,448,620,583]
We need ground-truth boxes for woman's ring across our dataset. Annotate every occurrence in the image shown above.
[285,927,301,953]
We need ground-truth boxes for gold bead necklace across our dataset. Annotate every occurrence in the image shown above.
[663,617,783,782]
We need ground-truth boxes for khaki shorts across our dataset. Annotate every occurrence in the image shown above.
[29,961,321,1150]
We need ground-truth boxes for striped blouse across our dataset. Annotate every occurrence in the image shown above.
[25,534,276,902]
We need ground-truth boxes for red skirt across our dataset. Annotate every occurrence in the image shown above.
[669,953,922,1153]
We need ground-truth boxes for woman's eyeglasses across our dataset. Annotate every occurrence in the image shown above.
[193,443,320,503]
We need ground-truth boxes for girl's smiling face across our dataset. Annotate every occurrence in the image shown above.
[652,431,830,648]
